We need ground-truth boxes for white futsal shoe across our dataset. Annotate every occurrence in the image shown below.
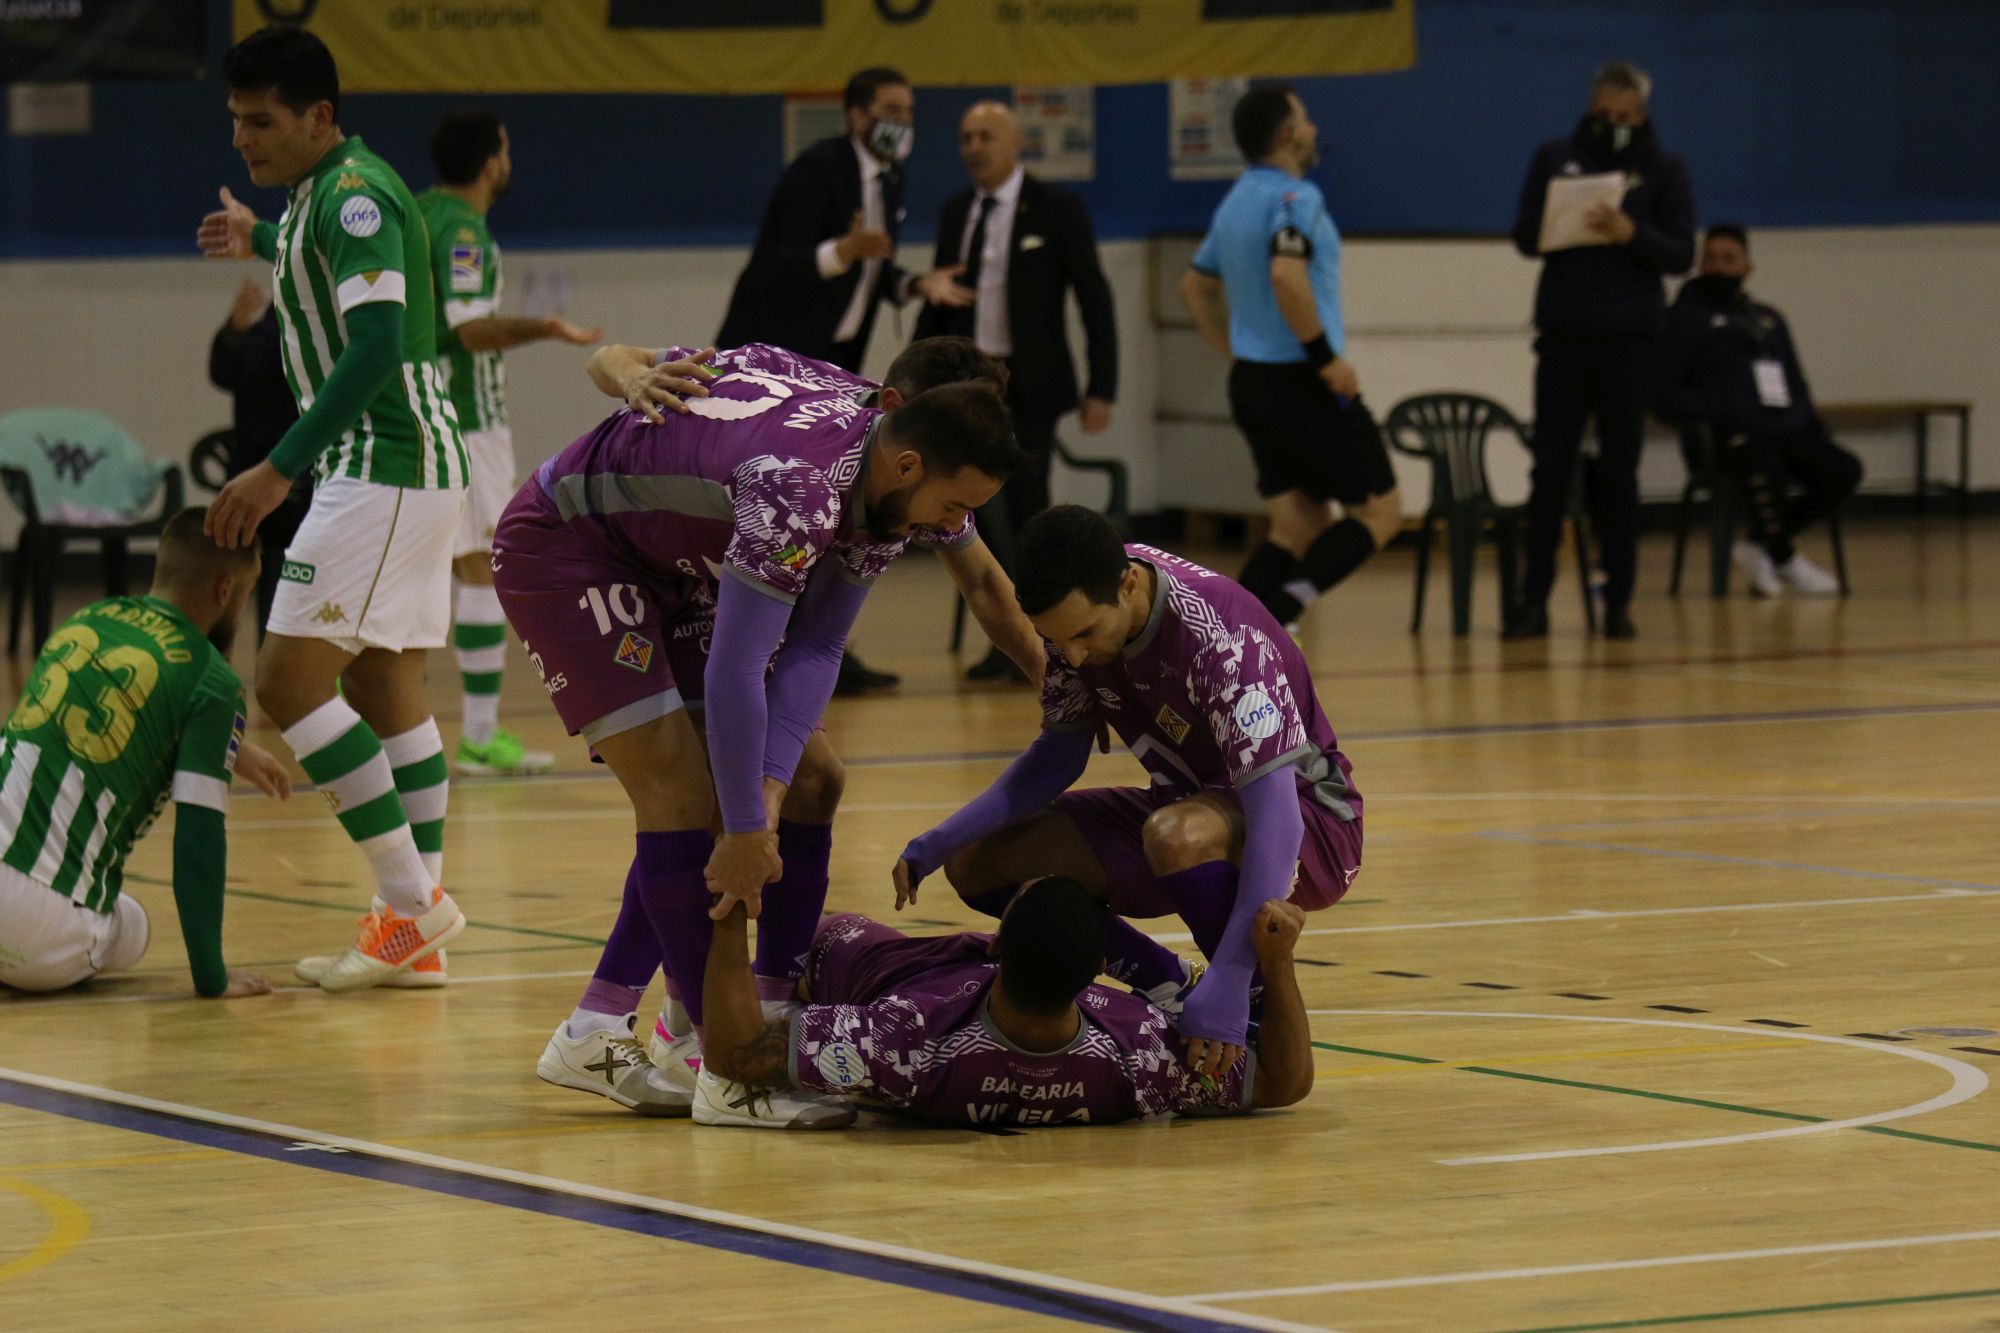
[1142,958,1205,1020]
[1777,552,1841,596]
[1734,541,1783,598]
[647,1017,704,1084]
[296,949,446,989]
[691,1067,856,1130]
[537,1014,693,1117]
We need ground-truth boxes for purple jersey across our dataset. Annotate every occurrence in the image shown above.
[790,914,1252,1127]
[1041,545,1359,823]
[531,343,973,615]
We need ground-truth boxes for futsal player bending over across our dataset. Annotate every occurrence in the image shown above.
[495,339,1035,1127]
[700,878,1316,1128]
[896,505,1363,1078]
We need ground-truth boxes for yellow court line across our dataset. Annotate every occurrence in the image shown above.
[0,1174,89,1285]
[1313,1037,1804,1080]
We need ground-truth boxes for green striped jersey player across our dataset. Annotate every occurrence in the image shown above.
[0,511,290,998]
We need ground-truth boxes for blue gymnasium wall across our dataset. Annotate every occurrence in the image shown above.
[4,0,1998,258]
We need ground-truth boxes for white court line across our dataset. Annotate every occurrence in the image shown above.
[1187,1227,2000,1301]
[0,969,602,1011]
[1308,1009,1988,1165]
[230,800,962,830]
[0,1065,1328,1333]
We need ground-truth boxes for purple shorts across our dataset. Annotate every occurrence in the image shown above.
[806,913,992,1006]
[491,481,714,745]
[1052,784,1362,914]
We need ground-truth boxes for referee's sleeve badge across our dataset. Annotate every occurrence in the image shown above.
[1271,226,1313,259]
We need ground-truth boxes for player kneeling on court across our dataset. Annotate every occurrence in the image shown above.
[699,878,1315,1128]
[0,508,291,998]
[896,505,1364,1082]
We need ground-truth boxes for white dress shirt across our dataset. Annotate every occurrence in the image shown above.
[956,164,1025,357]
[816,137,889,346]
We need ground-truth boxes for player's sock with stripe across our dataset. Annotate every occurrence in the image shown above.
[283,698,432,916]
[1099,915,1187,995]
[454,580,506,748]
[570,863,657,1037]
[633,829,717,1026]
[1156,860,1238,960]
[1268,519,1377,624]
[1238,541,1297,605]
[753,820,832,1002]
[382,718,448,885]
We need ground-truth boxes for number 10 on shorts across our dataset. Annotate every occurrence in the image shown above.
[578,584,647,637]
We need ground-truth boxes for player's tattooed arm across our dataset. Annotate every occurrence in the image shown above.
[702,903,797,1090]
[717,1023,794,1092]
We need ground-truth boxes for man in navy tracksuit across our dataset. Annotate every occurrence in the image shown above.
[1508,61,1696,640]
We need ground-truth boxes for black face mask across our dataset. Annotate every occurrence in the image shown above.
[1683,272,1744,304]
[1577,113,1655,159]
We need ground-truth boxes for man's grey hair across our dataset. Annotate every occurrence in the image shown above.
[1593,60,1652,103]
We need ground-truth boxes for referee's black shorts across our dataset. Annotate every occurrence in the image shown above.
[1227,360,1397,504]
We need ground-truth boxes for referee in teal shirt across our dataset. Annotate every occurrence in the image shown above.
[1180,85,1401,625]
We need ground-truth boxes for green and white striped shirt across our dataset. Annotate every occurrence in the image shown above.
[0,598,245,913]
[418,188,508,435]
[265,136,469,489]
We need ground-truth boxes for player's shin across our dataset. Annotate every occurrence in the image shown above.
[568,862,656,1036]
[383,718,448,885]
[632,829,719,1026]
[453,582,507,748]
[283,698,432,914]
[753,820,831,1008]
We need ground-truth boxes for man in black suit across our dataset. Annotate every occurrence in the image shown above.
[915,101,1118,682]
[718,66,968,694]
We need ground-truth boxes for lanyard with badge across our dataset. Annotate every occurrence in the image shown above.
[1727,305,1791,411]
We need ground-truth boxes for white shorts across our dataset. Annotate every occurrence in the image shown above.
[0,864,149,992]
[270,476,466,654]
[455,424,516,558]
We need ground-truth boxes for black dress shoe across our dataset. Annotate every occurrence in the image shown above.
[1501,603,1549,640]
[966,646,1028,684]
[834,650,901,697]
[1602,608,1637,640]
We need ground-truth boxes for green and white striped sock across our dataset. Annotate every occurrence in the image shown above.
[281,698,432,916]
[454,581,506,748]
[383,718,449,886]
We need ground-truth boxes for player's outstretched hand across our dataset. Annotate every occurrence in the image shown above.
[206,461,293,549]
[235,741,292,801]
[892,857,924,911]
[218,971,273,998]
[198,187,258,261]
[621,347,715,425]
[706,830,781,921]
[549,317,605,346]
[915,265,975,308]
[1249,898,1307,969]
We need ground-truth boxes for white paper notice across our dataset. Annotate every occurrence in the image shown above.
[1537,172,1629,253]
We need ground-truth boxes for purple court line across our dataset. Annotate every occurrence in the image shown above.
[0,1073,1267,1333]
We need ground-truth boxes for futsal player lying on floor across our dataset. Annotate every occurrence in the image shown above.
[699,877,1316,1127]
[895,505,1364,1081]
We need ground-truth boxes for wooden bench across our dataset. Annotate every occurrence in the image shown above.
[1818,400,1973,515]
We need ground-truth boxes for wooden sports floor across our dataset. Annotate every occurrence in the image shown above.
[3,519,1998,1332]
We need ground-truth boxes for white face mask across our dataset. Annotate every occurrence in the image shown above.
[866,118,914,163]
[1610,124,1633,153]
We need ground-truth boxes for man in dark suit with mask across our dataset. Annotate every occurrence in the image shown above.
[1507,60,1696,641]
[718,66,970,692]
[916,100,1118,682]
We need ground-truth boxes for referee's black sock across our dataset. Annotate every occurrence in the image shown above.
[1238,541,1297,604]
[1266,518,1378,623]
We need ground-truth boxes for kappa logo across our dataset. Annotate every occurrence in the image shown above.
[1155,704,1192,745]
[338,194,382,239]
[614,631,654,673]
[1232,686,1281,741]
[311,602,347,625]
[335,171,365,191]
[280,560,315,584]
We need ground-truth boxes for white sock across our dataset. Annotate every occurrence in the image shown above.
[566,1008,631,1039]
[381,718,449,886]
[461,693,500,747]
[453,580,507,748]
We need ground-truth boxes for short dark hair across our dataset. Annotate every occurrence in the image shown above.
[881,382,1027,482]
[1014,505,1127,617]
[844,66,909,112]
[431,107,505,186]
[224,26,340,121]
[1705,223,1750,251]
[883,336,1009,400]
[157,508,259,584]
[1232,83,1297,161]
[997,877,1107,1016]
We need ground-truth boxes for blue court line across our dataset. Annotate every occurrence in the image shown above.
[1476,830,2000,894]
[0,1073,1253,1332]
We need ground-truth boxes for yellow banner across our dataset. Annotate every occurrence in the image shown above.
[235,0,1414,94]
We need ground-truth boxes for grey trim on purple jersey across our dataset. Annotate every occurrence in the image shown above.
[976,995,1092,1058]
[724,561,799,605]
[1122,557,1173,658]
[547,469,734,524]
[580,687,687,746]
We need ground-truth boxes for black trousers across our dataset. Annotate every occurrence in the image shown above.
[1524,331,1655,614]
[1720,421,1864,562]
[974,411,1058,577]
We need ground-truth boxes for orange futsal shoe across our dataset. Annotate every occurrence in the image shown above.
[311,889,465,994]
[296,947,447,989]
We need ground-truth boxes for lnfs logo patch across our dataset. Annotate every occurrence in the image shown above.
[338,194,383,239]
[614,631,654,673]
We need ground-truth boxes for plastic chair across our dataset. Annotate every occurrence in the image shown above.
[1668,422,1848,598]
[1385,393,1596,637]
[190,427,235,493]
[0,409,184,655]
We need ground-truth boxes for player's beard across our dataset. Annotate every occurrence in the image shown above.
[867,484,915,543]
[207,615,240,658]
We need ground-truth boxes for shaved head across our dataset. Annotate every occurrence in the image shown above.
[959,100,1021,190]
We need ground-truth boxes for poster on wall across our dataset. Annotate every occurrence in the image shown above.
[2,0,205,83]
[1014,85,1095,183]
[1168,77,1250,181]
[782,93,847,165]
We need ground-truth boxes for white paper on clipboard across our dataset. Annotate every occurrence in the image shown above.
[1537,171,1629,253]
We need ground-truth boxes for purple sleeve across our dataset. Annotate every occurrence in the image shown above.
[762,565,871,788]
[704,572,796,834]
[1174,766,1303,1047]
[899,727,1094,883]
[790,997,927,1104]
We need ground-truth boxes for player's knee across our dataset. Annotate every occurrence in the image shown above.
[1141,804,1233,876]
[785,748,846,823]
[1359,489,1404,547]
[100,896,150,975]
[942,841,991,897]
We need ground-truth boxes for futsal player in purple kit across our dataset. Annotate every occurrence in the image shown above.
[493,338,1033,1128]
[697,879,1317,1128]
[896,505,1362,1079]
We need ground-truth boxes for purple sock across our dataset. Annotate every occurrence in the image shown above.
[580,862,660,1005]
[961,884,1018,919]
[1156,860,1239,960]
[1100,915,1186,994]
[754,820,832,1001]
[634,829,718,1026]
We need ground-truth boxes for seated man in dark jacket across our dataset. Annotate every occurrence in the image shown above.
[1655,225,1861,596]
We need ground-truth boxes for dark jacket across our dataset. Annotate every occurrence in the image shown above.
[1512,119,1696,336]
[912,173,1118,420]
[207,307,298,476]
[717,135,910,364]
[1654,275,1818,439]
